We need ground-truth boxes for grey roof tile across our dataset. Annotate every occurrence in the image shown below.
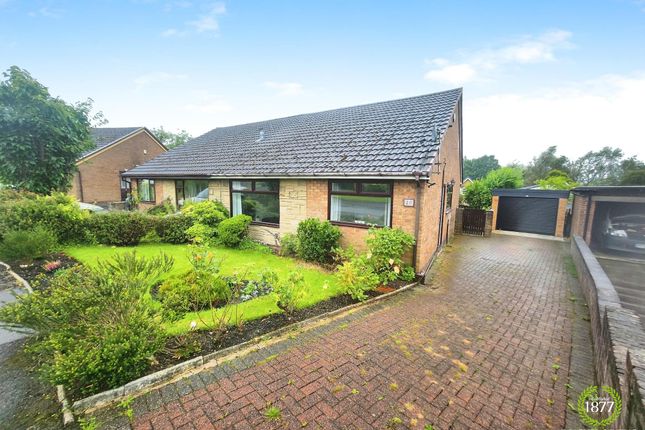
[124,88,461,178]
[82,127,142,158]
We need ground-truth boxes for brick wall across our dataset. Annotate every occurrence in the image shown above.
[571,194,589,238]
[415,104,461,272]
[571,236,645,429]
[554,197,568,237]
[491,195,500,231]
[71,130,166,204]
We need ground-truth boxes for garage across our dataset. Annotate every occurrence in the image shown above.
[492,189,570,237]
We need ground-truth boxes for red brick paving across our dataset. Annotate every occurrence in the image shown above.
[94,235,593,429]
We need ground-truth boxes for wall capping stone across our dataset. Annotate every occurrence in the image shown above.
[570,235,645,428]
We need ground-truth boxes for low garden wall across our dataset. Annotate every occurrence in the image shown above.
[570,235,645,428]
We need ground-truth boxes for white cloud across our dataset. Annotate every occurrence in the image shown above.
[134,72,188,89]
[424,29,573,84]
[189,2,226,33]
[465,73,645,164]
[183,93,232,114]
[264,81,304,96]
[161,28,185,37]
[28,6,62,18]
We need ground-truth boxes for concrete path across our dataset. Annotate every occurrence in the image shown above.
[92,235,594,429]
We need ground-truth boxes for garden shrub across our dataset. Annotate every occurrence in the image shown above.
[181,200,229,228]
[335,256,380,301]
[217,214,252,248]
[0,226,58,262]
[366,227,415,283]
[87,211,155,246]
[155,214,192,244]
[146,199,176,216]
[274,271,305,314]
[0,191,91,243]
[296,218,341,264]
[0,252,173,397]
[185,223,216,244]
[279,233,299,257]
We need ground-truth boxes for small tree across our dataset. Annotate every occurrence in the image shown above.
[536,170,578,190]
[463,180,492,209]
[151,126,192,149]
[0,66,98,194]
[483,167,524,190]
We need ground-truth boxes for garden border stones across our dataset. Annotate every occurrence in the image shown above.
[70,281,418,419]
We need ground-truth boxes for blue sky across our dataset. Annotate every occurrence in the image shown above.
[1,0,644,163]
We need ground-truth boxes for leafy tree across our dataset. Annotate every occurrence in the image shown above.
[151,126,192,149]
[463,180,491,209]
[536,169,578,190]
[0,66,96,194]
[483,167,524,190]
[620,157,645,185]
[524,146,570,185]
[569,146,624,185]
[463,167,523,210]
[463,155,500,180]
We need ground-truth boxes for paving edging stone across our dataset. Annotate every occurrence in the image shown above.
[570,236,645,428]
[0,261,33,293]
[71,281,418,415]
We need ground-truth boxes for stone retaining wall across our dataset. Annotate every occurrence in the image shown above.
[570,236,645,428]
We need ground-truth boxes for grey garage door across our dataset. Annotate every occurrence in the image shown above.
[496,196,559,235]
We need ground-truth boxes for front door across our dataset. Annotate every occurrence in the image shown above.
[120,177,132,201]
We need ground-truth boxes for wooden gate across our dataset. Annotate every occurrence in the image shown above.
[462,208,487,236]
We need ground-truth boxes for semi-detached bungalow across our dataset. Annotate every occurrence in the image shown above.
[123,88,463,275]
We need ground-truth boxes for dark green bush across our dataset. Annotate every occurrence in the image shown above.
[0,191,91,243]
[296,218,341,264]
[87,211,155,246]
[217,214,252,248]
[0,226,58,262]
[181,200,229,228]
[366,227,415,283]
[155,214,192,244]
[0,252,173,397]
[157,272,230,321]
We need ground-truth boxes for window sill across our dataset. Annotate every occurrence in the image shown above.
[250,221,280,228]
[330,221,387,230]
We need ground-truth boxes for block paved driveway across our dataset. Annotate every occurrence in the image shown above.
[94,235,593,429]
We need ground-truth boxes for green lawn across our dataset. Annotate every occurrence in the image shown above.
[65,243,341,335]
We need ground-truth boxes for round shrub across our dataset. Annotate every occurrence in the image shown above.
[158,272,230,321]
[87,211,155,246]
[146,199,176,216]
[181,200,229,228]
[217,214,252,248]
[0,192,91,243]
[296,218,341,264]
[155,214,192,244]
[0,226,58,262]
[366,227,415,283]
[279,233,299,257]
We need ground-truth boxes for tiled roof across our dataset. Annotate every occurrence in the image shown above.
[124,88,462,178]
[82,127,142,158]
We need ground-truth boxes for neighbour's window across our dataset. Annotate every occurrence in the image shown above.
[446,183,454,211]
[329,181,392,227]
[137,179,155,202]
[231,180,280,225]
[175,180,209,207]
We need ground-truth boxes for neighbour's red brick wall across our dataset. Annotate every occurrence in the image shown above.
[70,130,165,204]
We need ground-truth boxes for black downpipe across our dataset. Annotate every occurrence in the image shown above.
[437,162,446,249]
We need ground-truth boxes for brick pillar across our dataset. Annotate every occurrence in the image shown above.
[491,195,499,232]
[455,207,463,235]
[554,197,568,237]
[484,210,493,237]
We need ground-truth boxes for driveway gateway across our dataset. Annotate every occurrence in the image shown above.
[91,235,593,429]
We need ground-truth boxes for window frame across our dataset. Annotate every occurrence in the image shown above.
[445,182,454,212]
[137,178,156,203]
[327,180,394,228]
[229,179,280,227]
[175,179,210,208]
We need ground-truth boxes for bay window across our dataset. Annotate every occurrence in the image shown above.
[175,180,209,207]
[329,181,392,227]
[137,179,155,202]
[231,180,280,225]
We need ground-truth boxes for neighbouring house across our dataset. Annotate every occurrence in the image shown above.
[124,89,463,274]
[69,127,167,204]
